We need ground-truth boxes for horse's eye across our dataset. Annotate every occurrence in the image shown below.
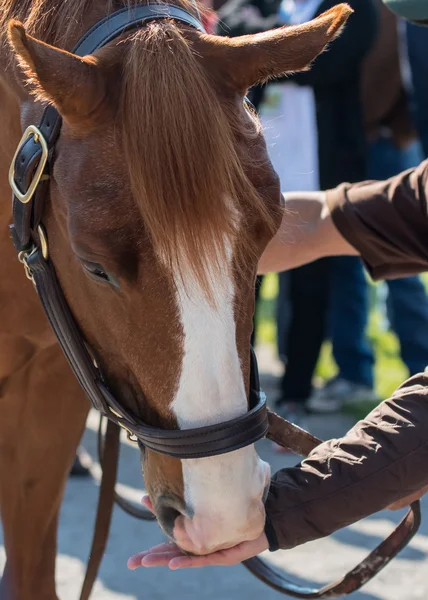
[81,260,119,288]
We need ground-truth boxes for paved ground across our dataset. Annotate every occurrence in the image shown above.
[1,349,428,599]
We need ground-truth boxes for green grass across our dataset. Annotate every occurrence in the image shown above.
[255,273,278,346]
[255,273,423,419]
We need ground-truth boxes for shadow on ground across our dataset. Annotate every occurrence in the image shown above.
[1,370,427,599]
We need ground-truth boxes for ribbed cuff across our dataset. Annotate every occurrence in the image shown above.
[264,513,279,552]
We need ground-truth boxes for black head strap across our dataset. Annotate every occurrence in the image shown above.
[9,3,269,459]
[10,4,205,251]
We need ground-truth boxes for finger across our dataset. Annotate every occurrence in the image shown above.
[127,543,180,569]
[168,551,236,570]
[167,535,269,569]
[141,551,186,567]
[141,495,154,512]
[128,554,146,570]
[135,542,179,556]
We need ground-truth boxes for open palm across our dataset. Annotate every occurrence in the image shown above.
[127,496,269,570]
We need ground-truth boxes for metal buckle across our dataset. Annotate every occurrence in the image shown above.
[37,224,49,260]
[18,249,36,284]
[17,224,49,284]
[109,407,139,443]
[9,125,49,204]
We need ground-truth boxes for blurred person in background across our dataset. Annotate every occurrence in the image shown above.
[218,0,378,428]
[215,0,277,348]
[407,20,428,156]
[310,1,428,413]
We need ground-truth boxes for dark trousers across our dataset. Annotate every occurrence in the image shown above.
[251,276,264,347]
[329,137,428,386]
[277,259,331,403]
[407,22,428,157]
[329,255,374,388]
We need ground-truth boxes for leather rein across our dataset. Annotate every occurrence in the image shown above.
[8,4,421,600]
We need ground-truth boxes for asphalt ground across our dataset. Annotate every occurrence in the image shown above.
[1,354,427,599]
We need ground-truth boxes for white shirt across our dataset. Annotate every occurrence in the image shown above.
[259,0,324,192]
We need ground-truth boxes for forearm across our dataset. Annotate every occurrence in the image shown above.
[258,191,358,274]
[265,374,428,550]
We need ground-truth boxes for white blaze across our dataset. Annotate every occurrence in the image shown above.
[171,248,270,552]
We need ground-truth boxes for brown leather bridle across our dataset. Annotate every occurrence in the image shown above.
[8,4,421,600]
[8,4,269,460]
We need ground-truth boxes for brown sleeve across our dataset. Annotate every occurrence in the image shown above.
[326,160,428,281]
[265,373,428,551]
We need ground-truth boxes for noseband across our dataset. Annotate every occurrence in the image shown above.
[8,4,269,460]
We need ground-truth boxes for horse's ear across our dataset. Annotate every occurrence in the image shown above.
[8,20,108,127]
[212,4,353,93]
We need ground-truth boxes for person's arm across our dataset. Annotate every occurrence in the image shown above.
[258,192,357,274]
[265,374,428,550]
[259,160,428,277]
[128,375,428,569]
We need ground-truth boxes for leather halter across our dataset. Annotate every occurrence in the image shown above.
[8,4,269,459]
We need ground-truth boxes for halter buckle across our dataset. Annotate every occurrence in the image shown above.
[18,249,36,284]
[9,125,49,204]
[17,224,49,284]
[109,407,139,444]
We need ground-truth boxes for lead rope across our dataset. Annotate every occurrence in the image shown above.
[97,416,156,521]
[80,420,121,600]
[245,410,421,599]
[80,418,155,600]
[80,409,421,599]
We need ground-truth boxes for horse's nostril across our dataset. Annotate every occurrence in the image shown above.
[156,495,188,537]
[158,506,181,535]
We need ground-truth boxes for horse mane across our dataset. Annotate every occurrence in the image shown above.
[1,0,278,297]
[120,23,276,295]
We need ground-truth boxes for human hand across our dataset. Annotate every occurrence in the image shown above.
[127,496,269,570]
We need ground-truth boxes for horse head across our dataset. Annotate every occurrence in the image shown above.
[7,2,351,555]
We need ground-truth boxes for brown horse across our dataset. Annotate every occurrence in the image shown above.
[0,1,350,598]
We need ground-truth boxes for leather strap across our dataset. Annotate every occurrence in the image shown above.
[97,415,156,521]
[76,4,204,56]
[266,410,322,456]
[10,4,205,252]
[11,3,269,461]
[27,250,109,414]
[27,246,269,458]
[85,410,421,600]
[245,501,421,598]
[78,417,153,600]
[248,412,422,598]
[80,419,120,600]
